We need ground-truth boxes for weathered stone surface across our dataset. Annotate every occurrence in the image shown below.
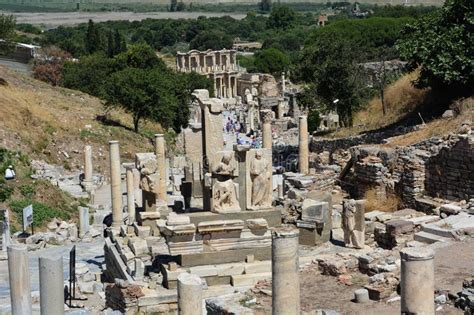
[301,199,329,222]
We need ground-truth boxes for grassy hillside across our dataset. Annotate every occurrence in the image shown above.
[0,65,164,175]
[330,71,473,142]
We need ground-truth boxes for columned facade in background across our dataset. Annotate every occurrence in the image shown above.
[176,49,244,99]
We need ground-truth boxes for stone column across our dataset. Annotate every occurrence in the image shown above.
[272,226,300,315]
[281,72,286,95]
[154,134,167,201]
[177,273,203,315]
[400,247,435,315]
[234,144,251,211]
[83,145,93,192]
[39,254,64,315]
[78,206,89,237]
[109,140,122,227]
[298,116,309,174]
[260,110,272,150]
[8,245,32,315]
[227,75,232,98]
[125,165,136,224]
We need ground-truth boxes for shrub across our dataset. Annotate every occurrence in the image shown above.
[10,200,70,228]
[0,181,13,202]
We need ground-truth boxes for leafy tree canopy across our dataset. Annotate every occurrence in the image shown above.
[397,0,473,94]
[267,5,296,29]
[252,48,290,76]
[0,14,16,54]
[189,30,233,50]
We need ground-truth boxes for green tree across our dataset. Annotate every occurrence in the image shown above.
[189,30,233,50]
[267,5,296,29]
[85,19,102,54]
[0,14,16,55]
[62,53,116,98]
[297,37,367,126]
[104,68,177,132]
[253,48,290,76]
[259,0,272,12]
[397,0,473,95]
[115,43,165,70]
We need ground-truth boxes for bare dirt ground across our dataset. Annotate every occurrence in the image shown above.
[252,238,474,314]
[0,11,246,28]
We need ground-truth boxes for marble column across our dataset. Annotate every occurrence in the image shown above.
[154,134,167,201]
[39,255,64,315]
[260,109,273,150]
[281,72,286,95]
[78,206,89,237]
[234,144,251,211]
[83,145,93,192]
[8,245,32,315]
[272,225,300,315]
[109,140,122,227]
[400,247,435,315]
[125,165,136,224]
[298,116,309,174]
[177,273,203,315]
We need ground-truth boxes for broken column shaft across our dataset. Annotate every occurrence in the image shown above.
[298,115,309,174]
[272,225,300,315]
[39,255,64,315]
[400,247,435,315]
[8,245,32,315]
[177,273,203,315]
[154,134,167,201]
[261,109,272,150]
[109,140,122,227]
[83,145,93,191]
[125,165,136,224]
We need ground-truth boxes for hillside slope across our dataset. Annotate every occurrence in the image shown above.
[0,65,163,175]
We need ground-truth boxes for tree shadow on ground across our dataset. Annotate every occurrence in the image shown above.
[95,114,134,132]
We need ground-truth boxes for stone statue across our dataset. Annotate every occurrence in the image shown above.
[250,150,272,208]
[212,179,239,213]
[342,199,364,249]
[213,152,235,176]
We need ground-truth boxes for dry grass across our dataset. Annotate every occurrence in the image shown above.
[0,65,163,174]
[364,188,400,213]
[386,97,474,147]
[330,71,429,138]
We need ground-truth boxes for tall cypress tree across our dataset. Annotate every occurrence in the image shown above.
[85,19,102,55]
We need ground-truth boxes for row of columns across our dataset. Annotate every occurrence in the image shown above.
[176,234,435,315]
[6,233,435,314]
[213,75,237,99]
[177,52,235,73]
[260,111,309,175]
[8,245,64,315]
[108,133,167,227]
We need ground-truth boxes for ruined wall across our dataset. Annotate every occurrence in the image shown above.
[425,135,474,201]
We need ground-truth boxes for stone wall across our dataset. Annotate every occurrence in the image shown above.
[425,135,474,201]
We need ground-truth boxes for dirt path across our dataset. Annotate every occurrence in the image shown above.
[253,239,474,314]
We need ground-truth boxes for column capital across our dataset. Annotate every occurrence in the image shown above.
[260,109,273,124]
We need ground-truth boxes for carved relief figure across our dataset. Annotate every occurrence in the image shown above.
[250,150,271,208]
[213,179,239,212]
[342,199,363,249]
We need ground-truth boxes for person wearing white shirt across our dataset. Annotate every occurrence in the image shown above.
[4,165,15,180]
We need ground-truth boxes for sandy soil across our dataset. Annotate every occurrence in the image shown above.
[252,238,474,314]
[0,11,246,28]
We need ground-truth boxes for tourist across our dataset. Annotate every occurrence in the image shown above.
[4,165,15,180]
